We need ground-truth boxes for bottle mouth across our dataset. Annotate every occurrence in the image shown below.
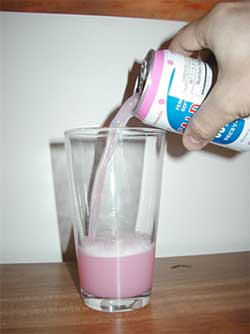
[134,49,155,96]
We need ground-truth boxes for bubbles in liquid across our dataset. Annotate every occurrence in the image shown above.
[88,94,139,240]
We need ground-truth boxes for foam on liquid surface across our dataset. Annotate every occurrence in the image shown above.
[79,231,153,258]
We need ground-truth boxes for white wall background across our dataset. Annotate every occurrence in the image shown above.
[1,12,250,263]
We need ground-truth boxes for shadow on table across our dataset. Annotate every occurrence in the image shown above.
[65,262,80,291]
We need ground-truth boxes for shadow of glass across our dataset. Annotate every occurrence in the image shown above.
[65,261,80,292]
[50,140,77,262]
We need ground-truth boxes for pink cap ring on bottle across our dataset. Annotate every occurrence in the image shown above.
[135,50,164,120]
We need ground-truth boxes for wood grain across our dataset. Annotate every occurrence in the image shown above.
[1,252,249,333]
[1,0,225,21]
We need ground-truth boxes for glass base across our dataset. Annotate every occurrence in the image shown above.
[81,290,151,312]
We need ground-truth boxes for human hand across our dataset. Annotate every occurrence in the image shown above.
[169,2,250,150]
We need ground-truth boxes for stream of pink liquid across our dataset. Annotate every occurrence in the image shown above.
[88,94,139,240]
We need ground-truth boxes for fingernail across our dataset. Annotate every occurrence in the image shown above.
[184,135,205,151]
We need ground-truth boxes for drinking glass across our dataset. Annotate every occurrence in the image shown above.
[65,127,165,312]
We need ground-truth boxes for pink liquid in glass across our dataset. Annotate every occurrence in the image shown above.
[77,233,155,298]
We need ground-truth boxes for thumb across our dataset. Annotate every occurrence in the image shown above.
[183,84,236,150]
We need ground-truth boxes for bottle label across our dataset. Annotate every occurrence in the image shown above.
[142,50,212,130]
[139,50,250,151]
[212,119,245,144]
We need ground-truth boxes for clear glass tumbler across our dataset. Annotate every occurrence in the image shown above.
[65,127,165,312]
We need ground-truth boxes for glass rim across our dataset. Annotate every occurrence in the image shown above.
[64,126,166,137]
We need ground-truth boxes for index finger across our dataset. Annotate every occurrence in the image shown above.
[169,18,209,56]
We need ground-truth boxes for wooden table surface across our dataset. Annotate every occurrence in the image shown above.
[1,252,249,334]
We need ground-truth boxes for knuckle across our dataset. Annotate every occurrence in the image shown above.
[237,100,250,119]
[222,83,250,120]
[237,83,250,119]
[174,32,188,51]
[211,2,234,18]
[197,2,235,48]
[218,99,236,122]
[194,23,206,48]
